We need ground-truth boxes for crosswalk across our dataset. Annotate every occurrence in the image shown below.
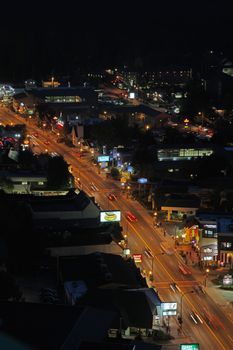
[153,280,200,289]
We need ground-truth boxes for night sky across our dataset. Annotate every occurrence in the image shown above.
[0,1,232,81]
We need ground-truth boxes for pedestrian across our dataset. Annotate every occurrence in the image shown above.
[177,327,181,335]
[164,229,166,237]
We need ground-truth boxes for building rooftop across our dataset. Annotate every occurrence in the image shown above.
[0,302,116,350]
[27,87,96,98]
[30,190,91,212]
[60,253,146,290]
[79,288,160,329]
[161,193,200,209]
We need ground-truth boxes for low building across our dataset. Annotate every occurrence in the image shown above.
[29,87,97,106]
[196,211,233,267]
[218,232,233,268]
[0,302,118,350]
[160,194,200,221]
[0,170,47,194]
[157,145,214,162]
[60,253,146,290]
[59,253,162,338]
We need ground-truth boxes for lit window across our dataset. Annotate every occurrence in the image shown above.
[204,247,212,253]
[221,242,232,249]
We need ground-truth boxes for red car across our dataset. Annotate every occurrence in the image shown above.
[75,152,83,158]
[44,140,50,145]
[125,211,137,222]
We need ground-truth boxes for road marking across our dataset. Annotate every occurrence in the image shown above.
[119,214,227,350]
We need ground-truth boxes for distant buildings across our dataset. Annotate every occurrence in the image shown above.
[157,145,214,162]
[13,86,98,125]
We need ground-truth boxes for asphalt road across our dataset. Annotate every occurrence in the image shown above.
[1,106,232,349]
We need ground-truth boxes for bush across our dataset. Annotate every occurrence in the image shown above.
[152,329,173,341]
[110,167,120,180]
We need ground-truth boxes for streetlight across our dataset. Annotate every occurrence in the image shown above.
[126,185,131,199]
[148,252,164,282]
[204,268,210,287]
[179,290,194,328]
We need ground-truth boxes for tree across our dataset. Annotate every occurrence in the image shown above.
[132,130,156,179]
[0,178,13,192]
[18,150,37,169]
[47,156,71,189]
[0,271,22,301]
[212,119,233,145]
[110,167,120,180]
[181,79,210,119]
[163,126,196,145]
[196,154,230,180]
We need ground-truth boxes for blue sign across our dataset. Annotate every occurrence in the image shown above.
[98,155,110,162]
[138,178,148,184]
[127,166,133,173]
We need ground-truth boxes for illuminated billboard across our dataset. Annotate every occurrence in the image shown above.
[138,178,148,184]
[133,254,142,263]
[100,210,121,223]
[161,302,177,316]
[180,344,199,350]
[98,155,110,162]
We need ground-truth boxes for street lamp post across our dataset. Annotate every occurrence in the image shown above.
[123,234,128,247]
[149,252,164,282]
[149,256,154,281]
[126,185,131,199]
[204,268,210,287]
[179,290,194,329]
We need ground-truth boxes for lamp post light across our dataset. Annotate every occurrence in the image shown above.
[149,252,164,282]
[148,255,155,282]
[42,123,46,133]
[126,185,131,199]
[204,268,210,287]
[179,290,194,329]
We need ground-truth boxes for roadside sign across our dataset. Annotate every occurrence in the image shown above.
[138,178,148,184]
[180,344,199,350]
[133,254,142,263]
[161,302,177,316]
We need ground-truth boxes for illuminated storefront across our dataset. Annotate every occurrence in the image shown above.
[157,147,213,161]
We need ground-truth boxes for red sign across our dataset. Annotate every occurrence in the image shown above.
[133,254,142,263]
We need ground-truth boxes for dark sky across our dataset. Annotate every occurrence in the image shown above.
[0,1,232,81]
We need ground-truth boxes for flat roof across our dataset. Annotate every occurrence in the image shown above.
[28,87,96,98]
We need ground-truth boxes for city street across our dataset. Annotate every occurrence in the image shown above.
[1,106,233,349]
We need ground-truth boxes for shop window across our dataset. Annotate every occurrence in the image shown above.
[203,247,212,253]
[221,242,232,249]
[203,230,217,238]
